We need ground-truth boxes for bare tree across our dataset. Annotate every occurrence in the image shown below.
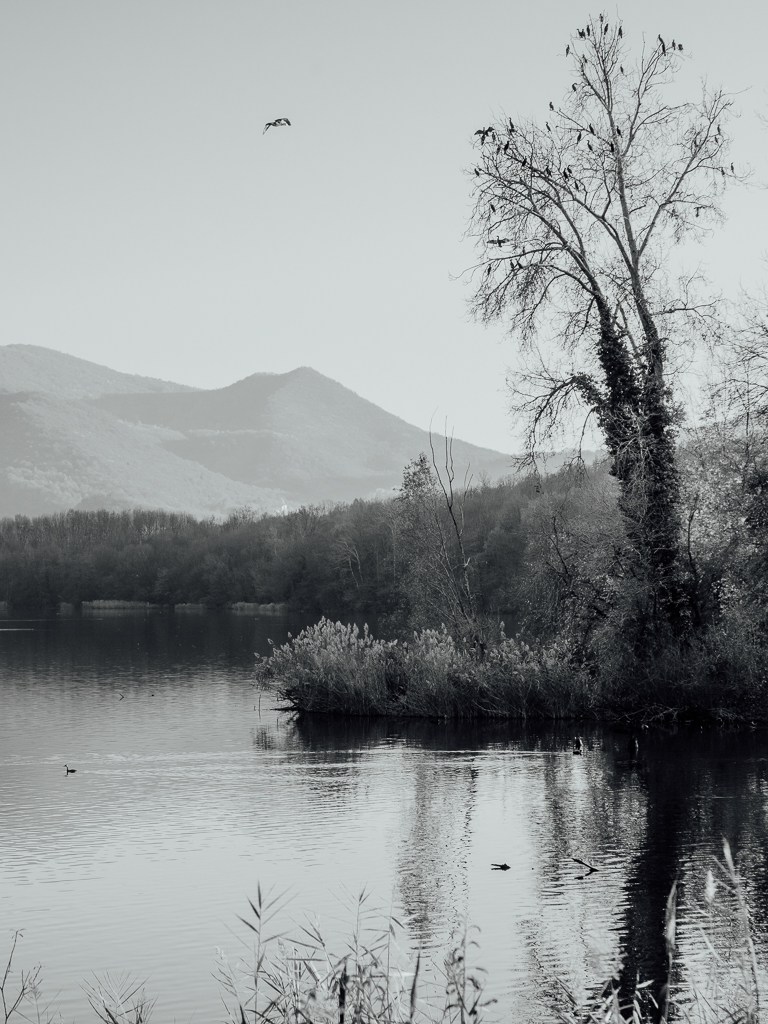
[467,13,739,630]
[397,450,482,647]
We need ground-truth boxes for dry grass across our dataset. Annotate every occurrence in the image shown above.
[215,885,495,1024]
[256,619,595,720]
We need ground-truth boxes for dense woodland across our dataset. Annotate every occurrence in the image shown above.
[0,466,530,627]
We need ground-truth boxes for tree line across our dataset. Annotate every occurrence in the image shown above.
[0,468,531,626]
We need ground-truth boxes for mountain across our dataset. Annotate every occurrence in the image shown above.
[0,345,513,518]
[0,343,197,399]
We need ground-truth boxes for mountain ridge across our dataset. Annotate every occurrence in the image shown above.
[0,345,513,518]
[0,343,197,399]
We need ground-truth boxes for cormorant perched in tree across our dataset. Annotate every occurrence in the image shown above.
[546,122,552,132]
[610,141,615,152]
[263,117,291,133]
[586,23,590,35]
[578,28,585,38]
[604,23,609,34]
[572,83,577,91]
[587,140,593,151]
[658,34,666,53]
[678,43,683,50]
[616,126,622,136]
[618,25,623,37]
[549,101,554,110]
[566,44,570,55]
[731,163,735,172]
[589,124,595,134]
[620,65,624,73]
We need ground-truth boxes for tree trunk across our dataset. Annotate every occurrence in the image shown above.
[593,306,685,634]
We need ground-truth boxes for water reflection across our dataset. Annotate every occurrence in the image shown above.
[0,609,766,1023]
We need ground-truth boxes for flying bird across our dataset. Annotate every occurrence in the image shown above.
[491,863,511,871]
[263,117,291,133]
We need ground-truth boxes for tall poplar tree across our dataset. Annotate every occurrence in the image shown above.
[468,14,736,631]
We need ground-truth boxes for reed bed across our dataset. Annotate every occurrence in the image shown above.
[256,618,768,723]
[256,619,594,720]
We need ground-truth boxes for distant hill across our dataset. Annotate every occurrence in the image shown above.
[0,346,513,518]
[0,343,196,399]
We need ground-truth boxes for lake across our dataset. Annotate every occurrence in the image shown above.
[1,607,767,1023]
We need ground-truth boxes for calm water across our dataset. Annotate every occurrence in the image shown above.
[1,608,768,1023]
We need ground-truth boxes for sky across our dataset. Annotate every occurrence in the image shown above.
[0,0,766,454]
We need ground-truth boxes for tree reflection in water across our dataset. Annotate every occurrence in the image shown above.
[289,715,768,1020]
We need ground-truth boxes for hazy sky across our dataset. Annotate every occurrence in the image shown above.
[0,0,766,453]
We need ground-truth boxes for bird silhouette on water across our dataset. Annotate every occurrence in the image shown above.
[64,764,76,774]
